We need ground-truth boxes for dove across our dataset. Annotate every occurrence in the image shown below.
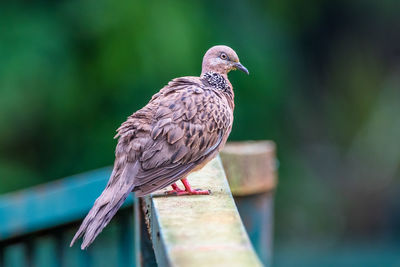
[70,45,248,249]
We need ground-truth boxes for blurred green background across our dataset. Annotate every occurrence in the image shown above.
[1,0,400,265]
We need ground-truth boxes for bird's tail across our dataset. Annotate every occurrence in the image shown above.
[70,161,139,250]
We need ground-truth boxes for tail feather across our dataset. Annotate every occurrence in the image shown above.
[70,161,139,249]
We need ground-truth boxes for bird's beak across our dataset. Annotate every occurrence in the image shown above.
[234,62,249,75]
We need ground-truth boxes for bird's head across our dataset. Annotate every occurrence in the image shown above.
[201,45,249,76]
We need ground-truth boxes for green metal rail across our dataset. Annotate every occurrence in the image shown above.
[0,167,135,267]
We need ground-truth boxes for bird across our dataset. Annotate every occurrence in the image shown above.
[70,45,248,249]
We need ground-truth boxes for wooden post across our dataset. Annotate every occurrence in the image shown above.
[134,198,157,267]
[220,141,277,266]
[137,157,262,267]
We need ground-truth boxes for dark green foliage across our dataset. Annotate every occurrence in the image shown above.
[1,0,400,253]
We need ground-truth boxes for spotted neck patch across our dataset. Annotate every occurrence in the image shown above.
[202,72,229,91]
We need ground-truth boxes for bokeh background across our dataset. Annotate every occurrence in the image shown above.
[1,0,400,266]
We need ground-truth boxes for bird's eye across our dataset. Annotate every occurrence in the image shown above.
[220,53,228,60]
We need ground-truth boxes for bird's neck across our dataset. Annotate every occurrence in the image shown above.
[201,72,234,108]
[201,72,229,90]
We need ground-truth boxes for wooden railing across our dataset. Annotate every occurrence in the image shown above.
[0,141,277,267]
[221,141,277,265]
[135,141,277,267]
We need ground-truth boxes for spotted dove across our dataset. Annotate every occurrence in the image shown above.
[70,45,248,249]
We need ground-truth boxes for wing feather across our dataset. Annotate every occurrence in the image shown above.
[115,76,233,197]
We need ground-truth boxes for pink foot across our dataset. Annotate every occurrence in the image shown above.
[165,179,211,196]
[180,178,210,195]
[164,183,186,195]
[172,189,210,196]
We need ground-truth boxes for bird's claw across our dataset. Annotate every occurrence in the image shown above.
[164,189,185,195]
[191,189,211,195]
[164,188,210,196]
[165,179,210,196]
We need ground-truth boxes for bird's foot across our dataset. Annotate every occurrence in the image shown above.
[167,189,210,196]
[178,178,210,196]
[165,187,210,196]
[178,189,211,196]
[165,179,211,196]
[165,183,186,195]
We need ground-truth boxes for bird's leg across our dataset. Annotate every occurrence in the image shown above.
[164,183,186,195]
[179,178,210,195]
[165,179,210,196]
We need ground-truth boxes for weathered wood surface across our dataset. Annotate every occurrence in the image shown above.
[138,156,262,267]
[221,141,277,266]
[220,141,277,196]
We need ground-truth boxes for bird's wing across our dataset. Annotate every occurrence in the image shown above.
[116,77,233,196]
